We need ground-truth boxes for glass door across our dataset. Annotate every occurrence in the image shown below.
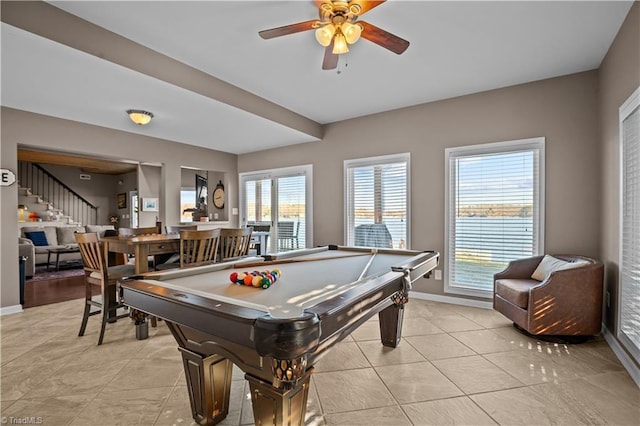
[240,165,312,254]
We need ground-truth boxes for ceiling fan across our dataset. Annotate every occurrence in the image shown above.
[259,1,410,70]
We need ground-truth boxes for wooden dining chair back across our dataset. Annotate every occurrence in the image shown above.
[179,229,221,268]
[118,226,158,236]
[166,225,197,234]
[76,232,135,345]
[219,227,253,262]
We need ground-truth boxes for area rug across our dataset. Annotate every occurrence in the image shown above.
[28,265,85,283]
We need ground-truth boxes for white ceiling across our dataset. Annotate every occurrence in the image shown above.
[1,1,633,154]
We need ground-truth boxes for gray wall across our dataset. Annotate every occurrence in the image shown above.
[598,3,639,367]
[239,70,602,300]
[38,163,119,225]
[1,108,238,309]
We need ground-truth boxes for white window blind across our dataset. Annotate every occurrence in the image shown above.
[345,154,409,249]
[445,138,545,297]
[619,87,640,364]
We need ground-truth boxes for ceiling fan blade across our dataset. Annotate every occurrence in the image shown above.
[358,21,409,54]
[322,42,339,70]
[351,1,386,16]
[259,20,318,39]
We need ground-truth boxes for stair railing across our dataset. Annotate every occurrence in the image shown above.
[18,161,98,225]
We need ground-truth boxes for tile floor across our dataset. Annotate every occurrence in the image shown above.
[1,298,638,425]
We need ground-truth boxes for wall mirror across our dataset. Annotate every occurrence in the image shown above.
[180,168,208,222]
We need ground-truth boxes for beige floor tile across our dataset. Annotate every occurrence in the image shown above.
[400,317,444,336]
[402,396,497,425]
[70,387,172,425]
[453,306,514,329]
[583,371,640,408]
[428,314,486,333]
[104,358,184,391]
[405,300,458,319]
[21,359,130,399]
[152,386,198,426]
[484,347,591,385]
[357,339,425,366]
[529,378,640,425]
[2,393,95,426]
[313,341,370,372]
[375,361,463,404]
[470,386,584,425]
[324,405,410,425]
[406,333,477,360]
[314,368,396,414]
[1,363,64,401]
[450,329,520,354]
[432,355,524,394]
[350,320,382,342]
[490,324,552,349]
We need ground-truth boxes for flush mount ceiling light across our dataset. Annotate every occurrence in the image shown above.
[126,109,154,126]
[259,1,409,70]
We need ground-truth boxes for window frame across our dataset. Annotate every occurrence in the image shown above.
[618,86,640,364]
[239,164,313,250]
[444,137,546,298]
[343,153,411,249]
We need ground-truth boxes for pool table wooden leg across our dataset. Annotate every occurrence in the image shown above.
[378,302,405,347]
[178,347,233,425]
[246,368,313,426]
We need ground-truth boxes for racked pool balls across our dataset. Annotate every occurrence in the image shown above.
[229,269,280,289]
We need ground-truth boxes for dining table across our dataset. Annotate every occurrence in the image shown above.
[101,233,180,274]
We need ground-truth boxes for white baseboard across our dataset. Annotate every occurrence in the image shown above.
[410,292,493,309]
[602,326,640,388]
[0,305,23,316]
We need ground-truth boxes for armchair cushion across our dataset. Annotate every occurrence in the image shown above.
[494,278,540,309]
[530,254,589,281]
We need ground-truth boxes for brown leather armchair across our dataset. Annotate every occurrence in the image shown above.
[493,255,604,336]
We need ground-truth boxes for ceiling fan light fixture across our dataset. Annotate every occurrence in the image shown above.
[315,24,335,47]
[332,32,349,54]
[341,22,361,44]
[126,109,154,126]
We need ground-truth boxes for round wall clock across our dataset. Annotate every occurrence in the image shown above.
[213,180,225,209]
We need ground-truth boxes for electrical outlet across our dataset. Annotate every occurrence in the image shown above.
[434,270,442,280]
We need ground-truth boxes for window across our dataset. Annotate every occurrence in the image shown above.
[619,86,640,365]
[240,165,312,252]
[445,138,545,298]
[345,153,410,249]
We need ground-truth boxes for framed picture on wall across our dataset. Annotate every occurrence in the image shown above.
[117,192,127,209]
[142,197,158,212]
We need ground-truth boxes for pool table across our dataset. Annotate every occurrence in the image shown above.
[121,245,439,425]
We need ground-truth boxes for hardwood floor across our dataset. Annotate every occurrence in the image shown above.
[23,273,86,308]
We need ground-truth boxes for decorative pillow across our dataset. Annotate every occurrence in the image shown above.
[24,231,48,247]
[531,255,589,281]
[57,226,86,245]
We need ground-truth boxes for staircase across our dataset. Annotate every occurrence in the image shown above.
[18,162,98,226]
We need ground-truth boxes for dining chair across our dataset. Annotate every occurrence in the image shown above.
[75,232,135,345]
[218,227,253,262]
[180,228,221,267]
[156,228,221,269]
